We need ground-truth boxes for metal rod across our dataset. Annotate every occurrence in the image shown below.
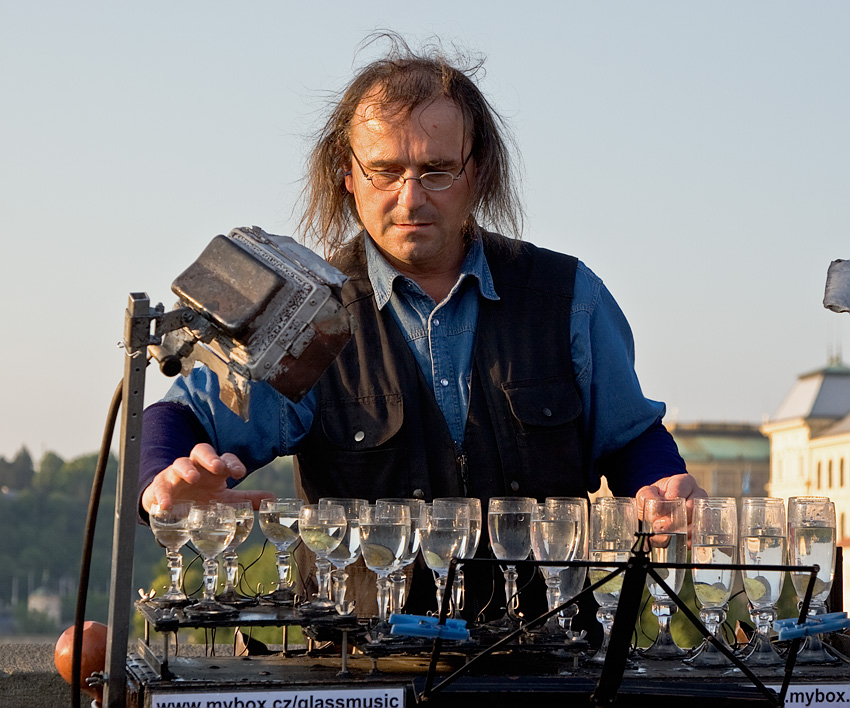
[103,293,150,708]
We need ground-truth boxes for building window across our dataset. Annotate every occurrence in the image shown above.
[829,460,834,488]
[817,462,822,490]
[842,459,845,487]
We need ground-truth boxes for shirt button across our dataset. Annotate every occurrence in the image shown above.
[510,480,520,492]
[542,407,553,417]
[412,489,425,499]
[440,378,449,387]
[433,318,440,326]
[354,431,365,442]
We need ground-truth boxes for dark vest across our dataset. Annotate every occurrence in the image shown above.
[296,232,586,502]
[294,232,586,618]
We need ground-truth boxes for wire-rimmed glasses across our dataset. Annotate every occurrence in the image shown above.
[641,497,688,659]
[185,503,237,616]
[258,498,304,604]
[589,497,638,665]
[320,497,366,616]
[350,149,472,192]
[740,496,786,666]
[788,496,837,663]
[148,501,194,605]
[216,500,254,604]
[530,499,583,636]
[688,497,737,666]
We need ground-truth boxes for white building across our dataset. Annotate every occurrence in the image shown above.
[761,359,850,609]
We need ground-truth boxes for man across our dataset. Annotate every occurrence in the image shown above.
[139,36,704,619]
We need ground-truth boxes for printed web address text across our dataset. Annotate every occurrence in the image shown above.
[150,687,405,708]
[768,684,850,707]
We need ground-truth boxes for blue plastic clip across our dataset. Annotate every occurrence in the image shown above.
[388,614,470,641]
[773,612,850,640]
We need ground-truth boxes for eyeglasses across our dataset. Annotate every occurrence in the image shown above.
[350,149,472,192]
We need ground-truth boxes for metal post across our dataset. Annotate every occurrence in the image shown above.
[103,293,151,708]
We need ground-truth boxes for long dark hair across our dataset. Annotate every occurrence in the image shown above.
[298,32,524,257]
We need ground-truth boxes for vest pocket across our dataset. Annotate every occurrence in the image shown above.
[312,393,411,498]
[501,378,585,497]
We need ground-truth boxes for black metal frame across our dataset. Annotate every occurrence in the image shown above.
[420,532,821,707]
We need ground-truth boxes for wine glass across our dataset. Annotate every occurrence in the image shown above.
[641,497,688,659]
[688,497,737,666]
[740,497,786,666]
[788,496,837,663]
[488,497,535,628]
[531,499,583,635]
[359,502,410,627]
[258,498,304,604]
[419,501,470,617]
[299,504,347,611]
[216,500,255,604]
[320,497,366,615]
[377,498,423,616]
[589,497,638,665]
[185,503,237,615]
[547,497,589,642]
[148,501,194,604]
[436,497,482,619]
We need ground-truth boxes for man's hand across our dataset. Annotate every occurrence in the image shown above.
[141,443,274,514]
[635,473,708,523]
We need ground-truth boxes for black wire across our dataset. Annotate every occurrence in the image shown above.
[71,378,123,708]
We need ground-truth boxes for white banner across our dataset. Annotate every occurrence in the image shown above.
[768,684,850,707]
[149,687,405,708]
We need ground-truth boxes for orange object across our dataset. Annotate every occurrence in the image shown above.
[54,621,108,703]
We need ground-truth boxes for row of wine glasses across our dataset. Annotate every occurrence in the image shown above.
[587,495,838,666]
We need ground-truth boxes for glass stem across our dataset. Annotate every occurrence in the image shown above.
[332,568,349,607]
[276,551,292,591]
[315,558,332,601]
[652,601,676,646]
[202,557,218,601]
[544,575,561,632]
[166,549,183,595]
[223,551,238,592]
[376,575,391,622]
[434,574,449,617]
[504,565,520,620]
[451,569,465,618]
[389,570,406,615]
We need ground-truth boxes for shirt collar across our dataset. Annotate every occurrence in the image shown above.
[364,233,499,309]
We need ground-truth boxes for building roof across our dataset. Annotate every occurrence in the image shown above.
[770,361,850,422]
[668,423,769,462]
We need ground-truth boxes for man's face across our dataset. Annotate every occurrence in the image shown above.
[344,96,476,277]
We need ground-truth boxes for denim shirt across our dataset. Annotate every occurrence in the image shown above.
[161,235,666,474]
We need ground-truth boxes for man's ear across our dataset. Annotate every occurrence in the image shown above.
[343,167,354,194]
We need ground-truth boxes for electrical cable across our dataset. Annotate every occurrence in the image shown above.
[71,378,123,708]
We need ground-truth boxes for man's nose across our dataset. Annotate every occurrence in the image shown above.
[396,176,428,209]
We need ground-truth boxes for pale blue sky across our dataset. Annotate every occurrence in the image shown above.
[2,2,848,461]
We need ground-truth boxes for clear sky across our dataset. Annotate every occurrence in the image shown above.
[2,2,848,463]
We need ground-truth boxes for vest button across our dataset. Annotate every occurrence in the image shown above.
[542,407,553,417]
[510,480,520,492]
[412,489,425,499]
[354,430,365,442]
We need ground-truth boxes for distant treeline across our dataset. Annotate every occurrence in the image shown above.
[0,446,295,635]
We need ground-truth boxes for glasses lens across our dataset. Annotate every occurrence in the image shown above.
[370,173,404,191]
[420,172,455,191]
